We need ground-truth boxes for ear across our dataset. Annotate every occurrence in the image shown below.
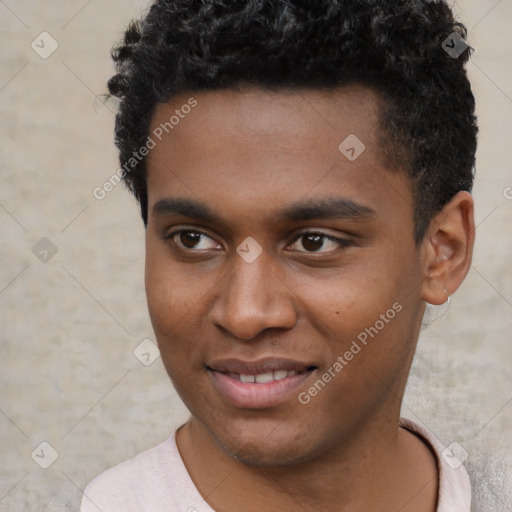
[420,191,475,305]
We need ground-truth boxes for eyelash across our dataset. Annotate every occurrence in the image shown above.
[164,228,352,254]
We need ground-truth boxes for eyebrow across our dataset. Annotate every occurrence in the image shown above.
[152,196,375,224]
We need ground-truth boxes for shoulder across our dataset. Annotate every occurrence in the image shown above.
[399,417,472,512]
[80,434,177,512]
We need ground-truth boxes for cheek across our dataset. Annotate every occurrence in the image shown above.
[144,244,220,374]
[145,268,198,384]
[145,270,180,331]
[299,254,420,373]
[295,262,401,335]
[144,245,199,339]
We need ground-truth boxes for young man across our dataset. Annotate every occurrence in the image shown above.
[81,1,477,510]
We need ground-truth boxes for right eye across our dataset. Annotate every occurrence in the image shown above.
[166,229,222,251]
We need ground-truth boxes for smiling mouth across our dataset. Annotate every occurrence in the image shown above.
[206,362,318,408]
[221,368,315,384]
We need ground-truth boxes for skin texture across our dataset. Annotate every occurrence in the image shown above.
[144,85,475,511]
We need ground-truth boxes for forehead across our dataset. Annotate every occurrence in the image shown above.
[145,85,412,229]
[148,84,385,161]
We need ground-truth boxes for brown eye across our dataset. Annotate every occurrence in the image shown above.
[301,233,324,252]
[179,231,202,248]
[166,229,221,251]
[289,231,351,253]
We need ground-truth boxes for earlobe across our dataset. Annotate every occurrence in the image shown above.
[421,191,475,306]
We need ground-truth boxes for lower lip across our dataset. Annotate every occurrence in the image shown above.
[208,369,315,409]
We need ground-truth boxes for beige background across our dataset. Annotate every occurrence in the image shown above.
[0,1,511,510]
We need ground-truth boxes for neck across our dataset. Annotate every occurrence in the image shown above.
[176,413,438,512]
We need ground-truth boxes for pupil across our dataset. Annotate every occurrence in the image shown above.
[181,231,201,248]
[303,234,323,251]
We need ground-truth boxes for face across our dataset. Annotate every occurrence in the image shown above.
[145,85,427,466]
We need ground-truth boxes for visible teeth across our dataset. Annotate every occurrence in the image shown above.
[255,372,274,384]
[238,370,300,383]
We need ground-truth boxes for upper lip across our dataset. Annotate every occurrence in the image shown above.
[207,357,316,375]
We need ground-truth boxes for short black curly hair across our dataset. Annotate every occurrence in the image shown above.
[108,0,477,243]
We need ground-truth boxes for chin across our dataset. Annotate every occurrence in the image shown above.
[208,418,319,468]
[221,440,309,467]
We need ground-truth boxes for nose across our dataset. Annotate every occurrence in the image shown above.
[208,253,297,341]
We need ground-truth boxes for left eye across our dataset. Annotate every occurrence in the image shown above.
[289,232,348,253]
[166,229,349,254]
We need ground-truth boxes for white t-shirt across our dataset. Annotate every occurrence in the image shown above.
[80,417,471,512]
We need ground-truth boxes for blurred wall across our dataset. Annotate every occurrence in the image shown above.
[0,1,511,510]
